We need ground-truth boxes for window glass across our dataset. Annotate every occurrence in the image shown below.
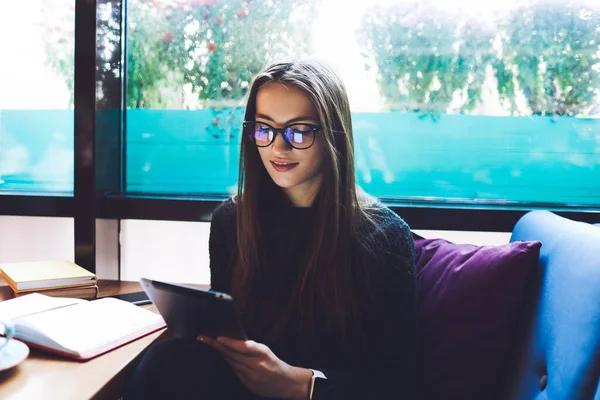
[126,0,600,207]
[0,0,75,194]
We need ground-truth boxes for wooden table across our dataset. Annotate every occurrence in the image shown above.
[0,280,187,400]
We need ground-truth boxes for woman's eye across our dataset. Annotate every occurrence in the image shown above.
[290,125,312,133]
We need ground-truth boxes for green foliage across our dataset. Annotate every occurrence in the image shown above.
[358,2,496,114]
[358,0,600,116]
[142,0,317,104]
[43,0,600,116]
[127,0,186,108]
[44,0,317,109]
[41,0,75,107]
[500,0,600,116]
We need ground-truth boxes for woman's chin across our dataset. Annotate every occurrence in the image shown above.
[269,176,297,189]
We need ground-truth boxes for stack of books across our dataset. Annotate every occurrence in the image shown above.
[0,260,98,300]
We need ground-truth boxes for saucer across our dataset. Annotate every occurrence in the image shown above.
[0,338,29,371]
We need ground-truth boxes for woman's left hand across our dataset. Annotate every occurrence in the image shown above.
[198,336,312,400]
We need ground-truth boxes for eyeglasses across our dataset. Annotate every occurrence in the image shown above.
[243,121,320,150]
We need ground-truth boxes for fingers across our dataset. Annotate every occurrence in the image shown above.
[221,351,255,372]
[197,336,263,356]
[217,337,264,356]
[197,335,215,346]
[197,335,228,354]
[197,336,256,369]
[197,336,256,378]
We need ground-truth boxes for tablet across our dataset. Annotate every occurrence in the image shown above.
[140,278,247,341]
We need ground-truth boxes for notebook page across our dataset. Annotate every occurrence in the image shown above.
[0,293,86,321]
[16,297,165,356]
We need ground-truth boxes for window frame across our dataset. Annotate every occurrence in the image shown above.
[0,0,599,275]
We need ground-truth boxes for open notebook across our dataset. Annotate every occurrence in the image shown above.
[0,293,166,360]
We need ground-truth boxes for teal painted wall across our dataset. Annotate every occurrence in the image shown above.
[1,109,598,206]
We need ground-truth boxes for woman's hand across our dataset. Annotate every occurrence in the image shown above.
[198,336,312,400]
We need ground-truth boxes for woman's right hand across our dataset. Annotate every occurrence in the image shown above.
[198,335,312,400]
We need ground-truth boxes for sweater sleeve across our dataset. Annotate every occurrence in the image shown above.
[313,208,418,400]
[208,200,236,294]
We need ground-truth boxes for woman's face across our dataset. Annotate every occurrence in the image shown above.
[254,82,325,207]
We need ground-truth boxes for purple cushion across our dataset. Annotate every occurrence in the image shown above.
[415,238,542,400]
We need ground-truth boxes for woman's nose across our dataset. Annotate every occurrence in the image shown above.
[271,131,292,153]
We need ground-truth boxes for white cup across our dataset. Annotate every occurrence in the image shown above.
[0,319,16,358]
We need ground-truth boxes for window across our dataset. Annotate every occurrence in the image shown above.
[122,0,599,207]
[0,0,75,194]
[125,0,317,194]
[0,0,596,279]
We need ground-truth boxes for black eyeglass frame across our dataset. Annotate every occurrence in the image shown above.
[243,120,321,150]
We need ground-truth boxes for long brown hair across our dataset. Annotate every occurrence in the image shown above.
[233,58,376,343]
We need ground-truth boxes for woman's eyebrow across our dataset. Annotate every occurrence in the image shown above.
[255,113,317,124]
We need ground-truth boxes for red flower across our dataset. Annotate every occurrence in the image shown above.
[215,17,224,24]
[207,42,217,51]
[163,32,174,43]
[236,9,248,18]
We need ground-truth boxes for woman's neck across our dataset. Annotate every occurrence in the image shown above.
[283,174,322,207]
[283,186,319,207]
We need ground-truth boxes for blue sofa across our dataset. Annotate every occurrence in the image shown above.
[503,211,600,399]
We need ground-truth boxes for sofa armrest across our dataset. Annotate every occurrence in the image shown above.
[504,211,600,400]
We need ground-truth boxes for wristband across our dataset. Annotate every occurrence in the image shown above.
[308,369,326,399]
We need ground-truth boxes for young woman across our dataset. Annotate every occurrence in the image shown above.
[125,58,417,400]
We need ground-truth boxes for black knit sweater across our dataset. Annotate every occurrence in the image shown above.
[208,199,417,400]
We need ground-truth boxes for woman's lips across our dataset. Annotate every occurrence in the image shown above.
[270,160,299,172]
